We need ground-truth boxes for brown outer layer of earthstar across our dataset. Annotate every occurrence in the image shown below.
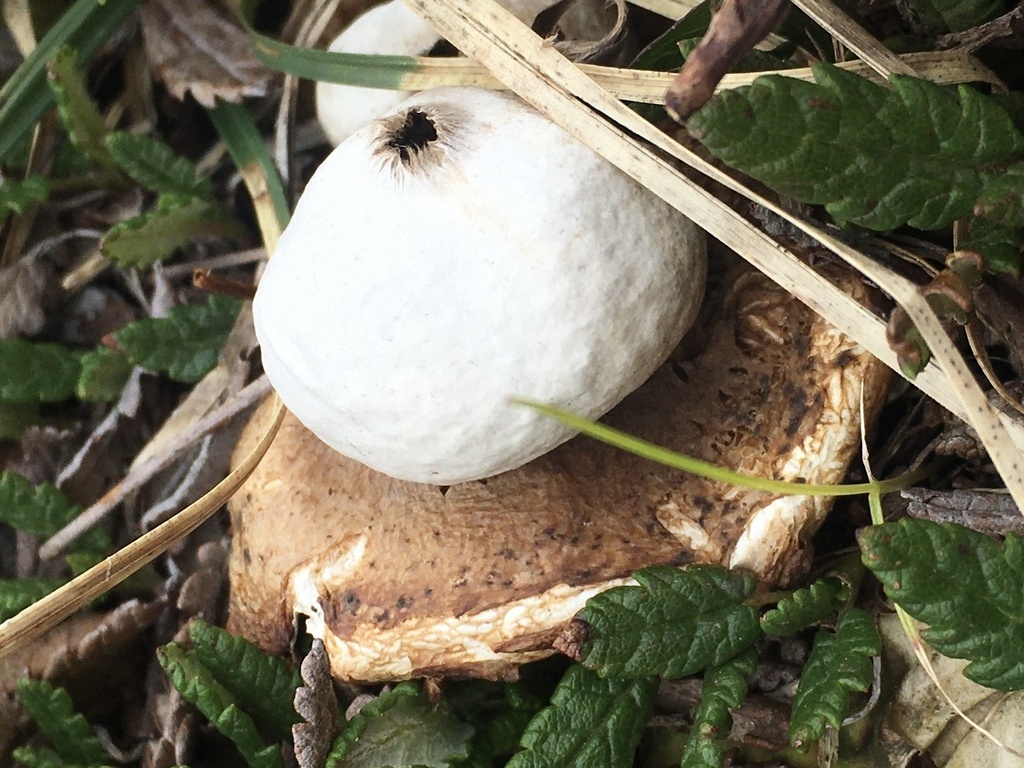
[228,268,891,683]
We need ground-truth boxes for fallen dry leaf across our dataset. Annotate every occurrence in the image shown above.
[140,0,273,108]
[0,257,49,339]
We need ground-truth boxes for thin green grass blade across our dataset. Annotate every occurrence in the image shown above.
[0,0,142,164]
[517,400,928,497]
[235,0,416,88]
[206,101,290,231]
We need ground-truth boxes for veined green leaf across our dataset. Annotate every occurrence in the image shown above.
[188,620,301,740]
[0,470,107,561]
[631,4,711,72]
[325,682,421,766]
[860,518,1024,690]
[447,681,546,768]
[0,340,81,403]
[688,64,1024,231]
[11,744,88,768]
[903,0,1008,32]
[0,471,80,538]
[0,0,142,164]
[105,132,213,199]
[331,692,472,768]
[0,578,66,622]
[761,577,848,637]
[960,218,1023,276]
[679,651,756,768]
[788,609,879,749]
[113,294,241,383]
[16,679,110,766]
[100,193,242,268]
[46,45,115,171]
[506,666,656,768]
[570,566,760,679]
[75,347,131,402]
[0,175,51,226]
[158,643,285,768]
[974,163,1024,228]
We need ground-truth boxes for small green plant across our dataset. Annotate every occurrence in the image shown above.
[0,292,241,432]
[860,518,1024,689]
[139,569,881,768]
[0,472,110,621]
[0,42,244,440]
[14,679,113,768]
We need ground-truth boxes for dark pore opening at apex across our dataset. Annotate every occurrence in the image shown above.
[387,109,438,163]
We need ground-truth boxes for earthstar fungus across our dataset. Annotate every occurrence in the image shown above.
[231,269,890,683]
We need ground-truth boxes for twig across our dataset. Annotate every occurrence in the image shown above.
[159,246,266,278]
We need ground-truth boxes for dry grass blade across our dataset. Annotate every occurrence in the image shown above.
[789,0,917,77]
[0,395,285,661]
[404,0,1024,510]
[395,50,1001,102]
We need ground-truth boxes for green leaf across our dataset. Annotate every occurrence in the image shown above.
[75,347,131,402]
[688,64,1024,231]
[158,643,285,768]
[0,471,106,561]
[959,218,1023,276]
[788,609,879,749]
[447,681,546,768]
[0,471,80,537]
[327,684,418,765]
[331,693,472,768]
[325,683,426,766]
[0,175,51,226]
[17,679,110,766]
[631,4,711,72]
[760,577,848,637]
[859,518,1024,689]
[0,401,40,440]
[187,620,301,740]
[903,0,1008,32]
[113,294,241,383]
[12,744,91,768]
[105,132,213,199]
[100,194,241,268]
[0,340,81,403]
[974,163,1024,228]
[0,578,66,622]
[0,0,142,165]
[506,666,657,768]
[571,566,760,679]
[679,651,756,768]
[45,45,115,172]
